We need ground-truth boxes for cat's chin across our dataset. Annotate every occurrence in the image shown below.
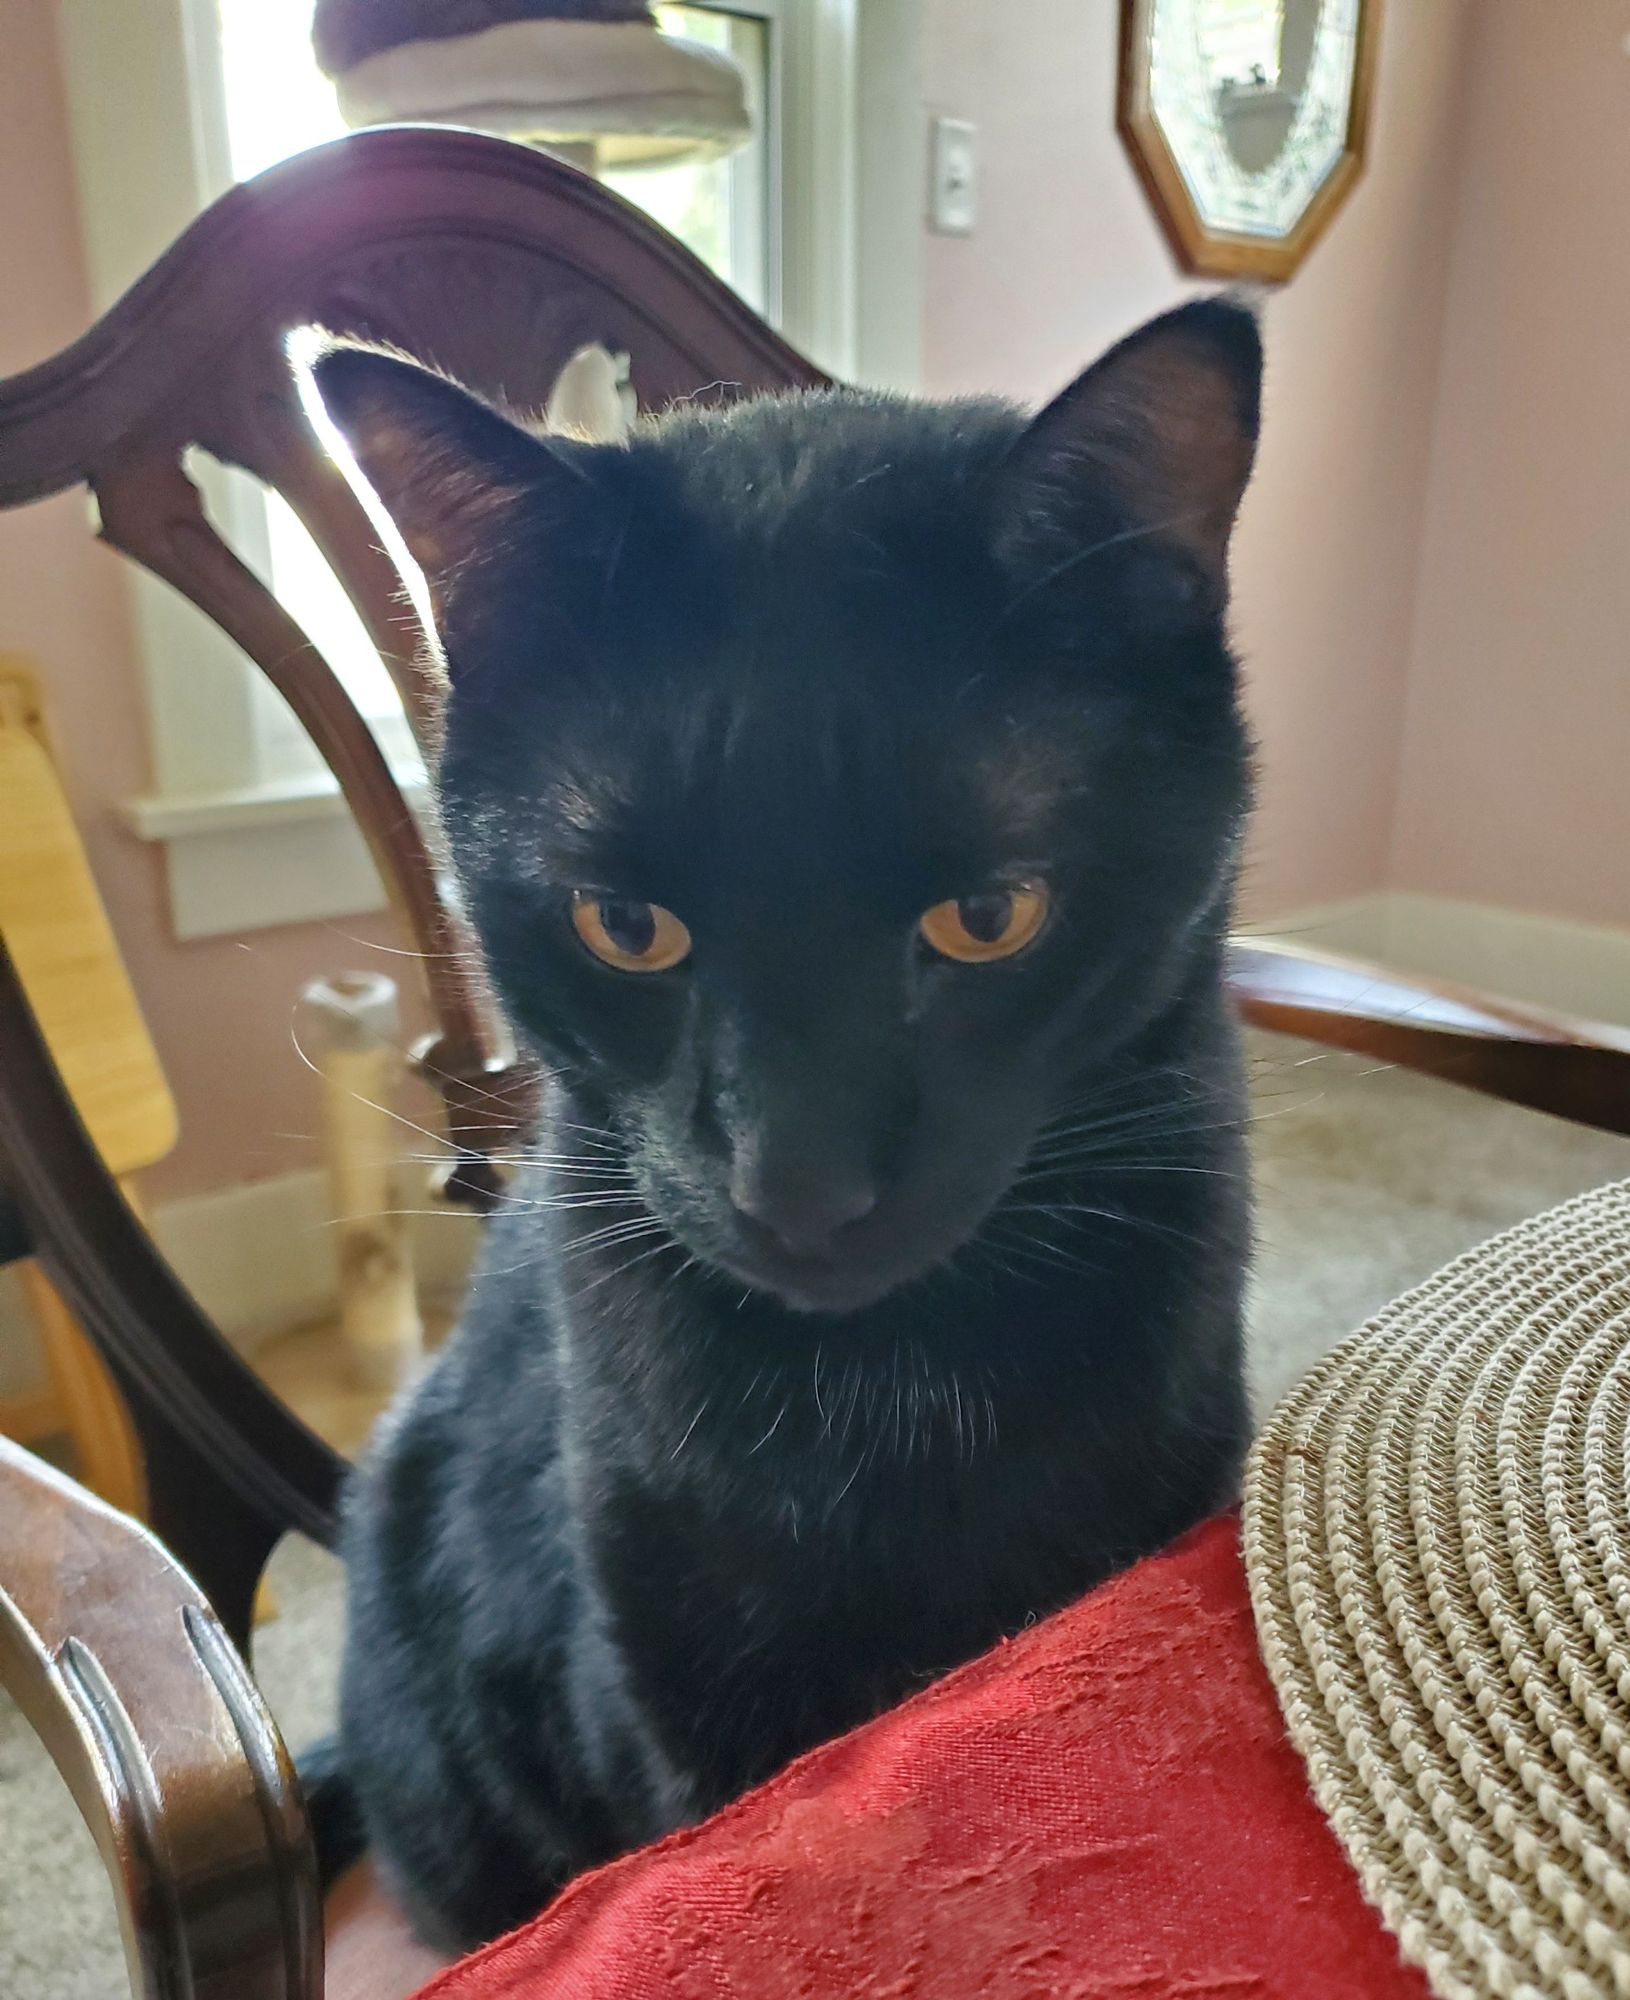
[713,1250,919,1318]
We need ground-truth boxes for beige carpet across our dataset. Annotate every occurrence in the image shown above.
[5,1033,1629,1998]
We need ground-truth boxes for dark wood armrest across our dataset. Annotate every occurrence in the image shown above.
[1228,938,1630,1138]
[0,1437,321,2000]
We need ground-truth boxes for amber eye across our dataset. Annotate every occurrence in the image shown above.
[918,887,1049,964]
[571,893,692,972]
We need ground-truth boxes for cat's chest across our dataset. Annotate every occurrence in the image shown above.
[590,1451,1098,1751]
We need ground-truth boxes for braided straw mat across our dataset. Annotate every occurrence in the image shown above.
[1244,1179,1630,2000]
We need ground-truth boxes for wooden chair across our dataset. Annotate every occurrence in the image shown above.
[1,127,1627,2000]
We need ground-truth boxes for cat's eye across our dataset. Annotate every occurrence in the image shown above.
[571,893,692,973]
[918,887,1049,964]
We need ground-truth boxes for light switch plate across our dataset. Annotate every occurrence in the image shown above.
[930,116,978,235]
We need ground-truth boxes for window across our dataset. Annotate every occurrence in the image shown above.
[605,6,778,323]
[213,0,782,304]
[204,0,787,787]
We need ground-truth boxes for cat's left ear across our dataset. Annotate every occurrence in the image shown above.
[998,297,1261,609]
[291,332,600,646]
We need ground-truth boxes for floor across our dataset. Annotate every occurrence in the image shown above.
[5,1033,1629,1999]
[255,1304,457,1461]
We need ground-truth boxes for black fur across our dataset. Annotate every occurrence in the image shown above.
[300,301,1262,1950]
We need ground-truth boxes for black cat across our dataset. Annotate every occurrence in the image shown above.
[297,298,1262,1951]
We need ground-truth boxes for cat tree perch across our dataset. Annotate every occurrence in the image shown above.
[313,0,752,172]
[300,972,425,1394]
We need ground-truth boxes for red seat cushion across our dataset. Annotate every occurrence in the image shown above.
[418,1515,1428,1999]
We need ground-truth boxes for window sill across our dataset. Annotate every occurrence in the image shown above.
[124,767,430,941]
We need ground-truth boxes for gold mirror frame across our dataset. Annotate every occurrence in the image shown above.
[1117,0,1382,283]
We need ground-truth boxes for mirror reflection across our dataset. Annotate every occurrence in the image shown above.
[1149,0,1364,239]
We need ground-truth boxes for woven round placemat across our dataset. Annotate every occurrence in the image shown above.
[1243,1179,1630,2000]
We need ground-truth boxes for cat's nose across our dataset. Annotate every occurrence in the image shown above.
[730,1177,878,1259]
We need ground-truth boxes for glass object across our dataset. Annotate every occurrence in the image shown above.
[1119,0,1379,282]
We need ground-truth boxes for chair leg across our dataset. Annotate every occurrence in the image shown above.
[21,1255,146,1517]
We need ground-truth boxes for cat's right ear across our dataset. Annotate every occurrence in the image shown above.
[291,332,600,650]
[996,297,1262,620]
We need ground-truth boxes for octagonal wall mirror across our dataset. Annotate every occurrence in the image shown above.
[1119,0,1381,282]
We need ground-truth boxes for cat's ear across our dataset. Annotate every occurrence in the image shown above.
[998,298,1261,611]
[291,333,600,645]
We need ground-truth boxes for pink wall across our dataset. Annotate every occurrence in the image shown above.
[0,0,387,1201]
[1391,2,1630,930]
[920,0,1472,919]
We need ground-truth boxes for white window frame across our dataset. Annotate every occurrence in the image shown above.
[52,0,922,939]
[606,2,782,333]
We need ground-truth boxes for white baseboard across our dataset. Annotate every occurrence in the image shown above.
[1251,891,1630,1030]
[0,1169,483,1401]
[151,1168,484,1350]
